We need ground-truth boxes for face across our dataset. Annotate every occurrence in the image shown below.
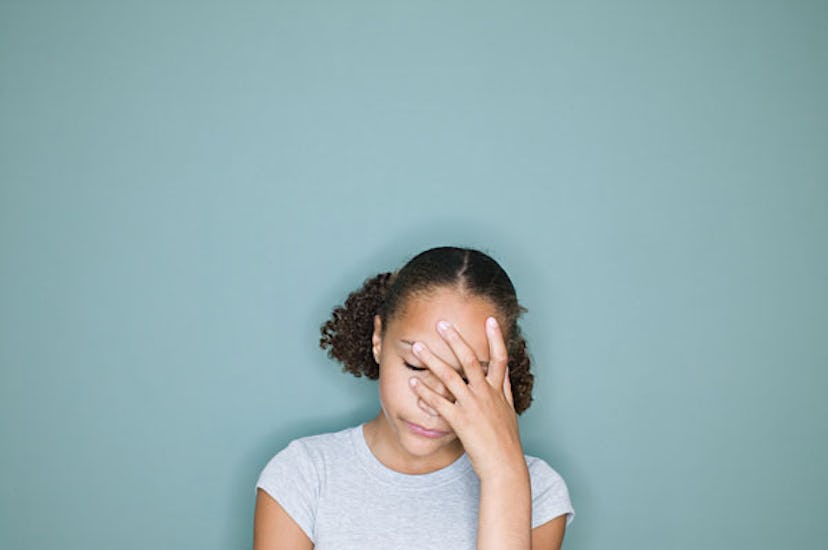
[369,285,503,473]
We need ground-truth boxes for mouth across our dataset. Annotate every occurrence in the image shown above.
[404,420,450,439]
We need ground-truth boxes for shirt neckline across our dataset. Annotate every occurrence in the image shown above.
[350,422,473,489]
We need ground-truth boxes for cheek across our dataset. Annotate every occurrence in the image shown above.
[378,372,414,411]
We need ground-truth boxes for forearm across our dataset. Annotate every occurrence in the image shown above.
[477,460,532,550]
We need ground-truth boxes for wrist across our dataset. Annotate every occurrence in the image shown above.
[476,453,530,484]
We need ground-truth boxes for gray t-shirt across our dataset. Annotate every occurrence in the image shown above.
[256,424,574,549]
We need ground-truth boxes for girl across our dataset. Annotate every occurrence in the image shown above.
[254,246,574,549]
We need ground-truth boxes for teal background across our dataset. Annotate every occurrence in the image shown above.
[1,1,826,548]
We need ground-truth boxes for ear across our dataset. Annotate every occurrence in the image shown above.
[371,315,383,364]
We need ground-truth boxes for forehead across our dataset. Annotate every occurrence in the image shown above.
[386,287,500,366]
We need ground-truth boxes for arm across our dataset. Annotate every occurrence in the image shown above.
[253,489,314,550]
[531,515,567,550]
[409,317,536,549]
[478,469,569,550]
[477,463,532,550]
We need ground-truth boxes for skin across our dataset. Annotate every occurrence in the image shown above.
[254,286,567,549]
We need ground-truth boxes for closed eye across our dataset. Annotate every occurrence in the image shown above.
[406,362,470,384]
[404,362,427,372]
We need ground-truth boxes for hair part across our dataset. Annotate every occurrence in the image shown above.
[319,246,535,414]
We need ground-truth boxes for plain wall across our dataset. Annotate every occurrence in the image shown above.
[1,1,826,548]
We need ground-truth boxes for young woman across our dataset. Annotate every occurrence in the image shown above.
[254,246,574,549]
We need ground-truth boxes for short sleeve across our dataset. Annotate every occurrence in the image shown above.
[527,456,575,528]
[256,439,319,542]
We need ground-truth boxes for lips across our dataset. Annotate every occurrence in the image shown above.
[404,420,449,439]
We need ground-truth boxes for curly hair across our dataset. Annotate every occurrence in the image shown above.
[319,246,535,414]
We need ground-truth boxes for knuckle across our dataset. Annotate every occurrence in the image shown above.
[457,349,475,363]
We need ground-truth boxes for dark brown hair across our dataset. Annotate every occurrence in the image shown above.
[319,246,535,413]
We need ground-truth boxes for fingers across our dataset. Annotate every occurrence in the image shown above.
[436,320,487,387]
[409,377,457,422]
[411,372,453,415]
[419,373,455,403]
[503,366,515,409]
[412,341,470,402]
[484,317,509,390]
[417,397,440,417]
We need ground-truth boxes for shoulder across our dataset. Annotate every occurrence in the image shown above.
[524,454,576,528]
[256,425,358,499]
[259,425,357,479]
[524,454,566,486]
[254,425,360,542]
[295,424,356,451]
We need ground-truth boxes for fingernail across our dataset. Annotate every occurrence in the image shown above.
[487,317,497,329]
[412,342,424,354]
[437,320,450,333]
[409,377,418,387]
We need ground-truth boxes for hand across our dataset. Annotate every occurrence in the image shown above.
[409,317,526,480]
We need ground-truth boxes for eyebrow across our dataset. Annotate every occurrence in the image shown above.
[399,339,490,367]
